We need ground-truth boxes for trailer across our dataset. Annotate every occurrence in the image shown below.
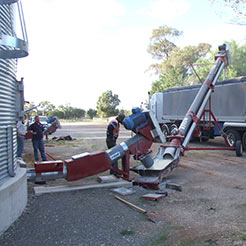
[150,76,246,149]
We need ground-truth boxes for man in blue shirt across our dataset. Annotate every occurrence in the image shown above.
[28,115,47,162]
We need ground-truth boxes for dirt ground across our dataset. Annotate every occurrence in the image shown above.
[18,134,246,245]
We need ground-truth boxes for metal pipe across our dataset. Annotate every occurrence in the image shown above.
[106,134,154,168]
[179,58,224,137]
[182,59,225,147]
[27,166,67,181]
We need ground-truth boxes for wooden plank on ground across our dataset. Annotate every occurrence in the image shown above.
[34,180,132,196]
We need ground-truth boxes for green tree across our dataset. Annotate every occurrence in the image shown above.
[150,43,211,95]
[96,90,120,118]
[38,101,56,116]
[24,101,38,116]
[228,40,246,76]
[191,40,246,83]
[72,107,85,119]
[48,104,85,119]
[147,25,183,74]
[150,67,185,96]
[60,104,85,119]
[87,108,97,119]
[50,108,65,119]
[118,109,131,117]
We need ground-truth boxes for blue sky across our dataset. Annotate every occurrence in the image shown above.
[17,0,246,111]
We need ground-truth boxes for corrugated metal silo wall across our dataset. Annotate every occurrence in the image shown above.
[0,4,18,182]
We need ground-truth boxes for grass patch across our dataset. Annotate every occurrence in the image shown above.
[139,198,150,204]
[205,239,218,246]
[120,229,134,236]
[90,144,99,150]
[152,233,168,245]
[46,138,85,148]
[208,207,216,212]
[236,204,246,210]
[200,198,210,203]
[231,231,246,241]
[77,198,83,203]
[233,185,244,190]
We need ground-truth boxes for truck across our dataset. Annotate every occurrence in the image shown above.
[150,76,246,150]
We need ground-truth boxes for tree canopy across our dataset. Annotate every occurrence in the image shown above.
[24,91,124,120]
[148,28,246,96]
[148,26,212,96]
[96,90,121,118]
[87,108,97,119]
[24,102,86,120]
[147,25,183,74]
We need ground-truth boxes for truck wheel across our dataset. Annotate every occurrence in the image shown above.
[235,140,243,157]
[170,124,178,135]
[242,132,246,150]
[161,124,169,137]
[225,129,241,147]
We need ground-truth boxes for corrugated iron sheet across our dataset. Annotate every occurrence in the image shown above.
[0,4,17,183]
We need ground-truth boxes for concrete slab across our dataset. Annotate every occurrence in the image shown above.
[166,182,182,192]
[34,180,132,195]
[111,187,136,196]
[141,193,167,201]
[97,175,119,183]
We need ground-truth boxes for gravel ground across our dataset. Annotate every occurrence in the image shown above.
[1,128,246,246]
[0,182,169,246]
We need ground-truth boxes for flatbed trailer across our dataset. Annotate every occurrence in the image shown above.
[150,76,246,149]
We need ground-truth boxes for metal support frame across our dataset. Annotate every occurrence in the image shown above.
[0,0,29,59]
[7,126,15,177]
[184,96,235,151]
[109,150,130,181]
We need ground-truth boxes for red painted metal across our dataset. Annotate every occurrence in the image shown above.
[119,150,130,180]
[205,78,212,86]
[200,96,232,147]
[65,151,111,181]
[132,178,160,190]
[187,111,200,124]
[109,150,131,181]
[34,160,64,175]
[128,137,152,156]
[138,125,155,142]
[192,125,202,138]
[183,99,235,151]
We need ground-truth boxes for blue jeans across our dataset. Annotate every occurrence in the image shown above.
[32,139,47,161]
[17,135,25,158]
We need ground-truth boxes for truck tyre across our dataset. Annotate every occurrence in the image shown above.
[225,129,241,147]
[161,124,169,137]
[235,140,243,157]
[242,132,246,150]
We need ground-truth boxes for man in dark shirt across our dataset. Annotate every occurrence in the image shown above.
[28,115,47,162]
[106,113,125,175]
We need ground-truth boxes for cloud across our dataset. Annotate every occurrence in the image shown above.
[136,0,191,21]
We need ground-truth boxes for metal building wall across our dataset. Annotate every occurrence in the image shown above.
[0,3,18,182]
